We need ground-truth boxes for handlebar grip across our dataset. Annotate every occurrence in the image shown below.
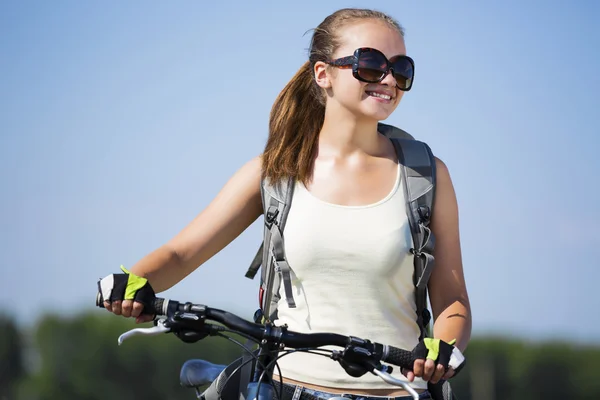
[382,345,415,370]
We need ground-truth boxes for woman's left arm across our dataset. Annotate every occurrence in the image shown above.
[405,157,472,384]
[428,157,472,352]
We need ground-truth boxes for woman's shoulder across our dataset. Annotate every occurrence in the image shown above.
[230,155,262,186]
[433,156,453,192]
[217,155,263,206]
[239,155,263,179]
[434,156,449,176]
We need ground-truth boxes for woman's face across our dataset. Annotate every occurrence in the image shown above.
[317,20,409,122]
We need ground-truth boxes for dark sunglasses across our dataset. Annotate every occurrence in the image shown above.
[326,47,415,91]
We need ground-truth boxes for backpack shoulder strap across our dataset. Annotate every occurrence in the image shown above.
[381,123,437,340]
[378,122,415,140]
[245,175,296,322]
[239,177,297,400]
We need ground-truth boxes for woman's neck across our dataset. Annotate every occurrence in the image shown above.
[318,104,383,158]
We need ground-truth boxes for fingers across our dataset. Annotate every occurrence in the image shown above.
[111,300,122,315]
[422,359,436,381]
[430,363,446,384]
[121,300,145,318]
[413,358,451,384]
[442,368,455,381]
[413,358,425,378]
[401,368,415,382]
[131,301,144,318]
[121,300,133,317]
[104,298,152,323]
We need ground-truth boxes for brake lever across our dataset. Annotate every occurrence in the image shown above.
[372,368,420,400]
[117,318,171,345]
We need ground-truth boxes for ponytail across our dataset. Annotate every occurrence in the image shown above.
[262,8,404,184]
[261,61,325,185]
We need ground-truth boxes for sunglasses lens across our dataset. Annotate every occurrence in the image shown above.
[356,50,414,90]
[391,57,414,90]
[356,51,387,82]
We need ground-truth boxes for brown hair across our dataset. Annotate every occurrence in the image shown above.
[261,8,404,184]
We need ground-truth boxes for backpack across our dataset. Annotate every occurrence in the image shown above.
[245,122,436,341]
[206,123,457,400]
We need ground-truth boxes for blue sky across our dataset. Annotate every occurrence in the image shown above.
[1,1,599,344]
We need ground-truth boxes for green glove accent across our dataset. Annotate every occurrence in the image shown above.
[424,338,440,360]
[120,265,148,300]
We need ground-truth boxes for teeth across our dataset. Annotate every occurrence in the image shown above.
[367,91,392,100]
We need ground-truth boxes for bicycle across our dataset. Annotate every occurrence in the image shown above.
[96,294,428,400]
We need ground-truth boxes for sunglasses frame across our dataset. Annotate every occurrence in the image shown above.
[327,47,415,91]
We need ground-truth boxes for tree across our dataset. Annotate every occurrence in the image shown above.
[0,313,25,399]
[27,311,244,400]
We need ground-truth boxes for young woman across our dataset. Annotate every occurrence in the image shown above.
[100,8,471,400]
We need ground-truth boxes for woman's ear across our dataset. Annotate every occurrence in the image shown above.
[314,61,332,89]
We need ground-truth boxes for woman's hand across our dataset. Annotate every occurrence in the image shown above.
[401,337,465,384]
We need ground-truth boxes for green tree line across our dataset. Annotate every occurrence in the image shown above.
[1,311,599,399]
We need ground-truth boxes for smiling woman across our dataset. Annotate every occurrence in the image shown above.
[97,7,471,400]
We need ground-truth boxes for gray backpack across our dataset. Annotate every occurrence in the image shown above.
[245,122,436,341]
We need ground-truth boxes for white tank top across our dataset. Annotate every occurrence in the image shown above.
[274,163,427,390]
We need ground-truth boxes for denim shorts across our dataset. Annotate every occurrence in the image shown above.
[283,383,432,400]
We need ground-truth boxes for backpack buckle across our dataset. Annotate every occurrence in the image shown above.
[417,206,431,224]
[265,206,279,229]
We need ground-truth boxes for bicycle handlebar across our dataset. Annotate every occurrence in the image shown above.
[96,294,417,371]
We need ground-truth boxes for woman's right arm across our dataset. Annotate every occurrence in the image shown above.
[105,156,263,320]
